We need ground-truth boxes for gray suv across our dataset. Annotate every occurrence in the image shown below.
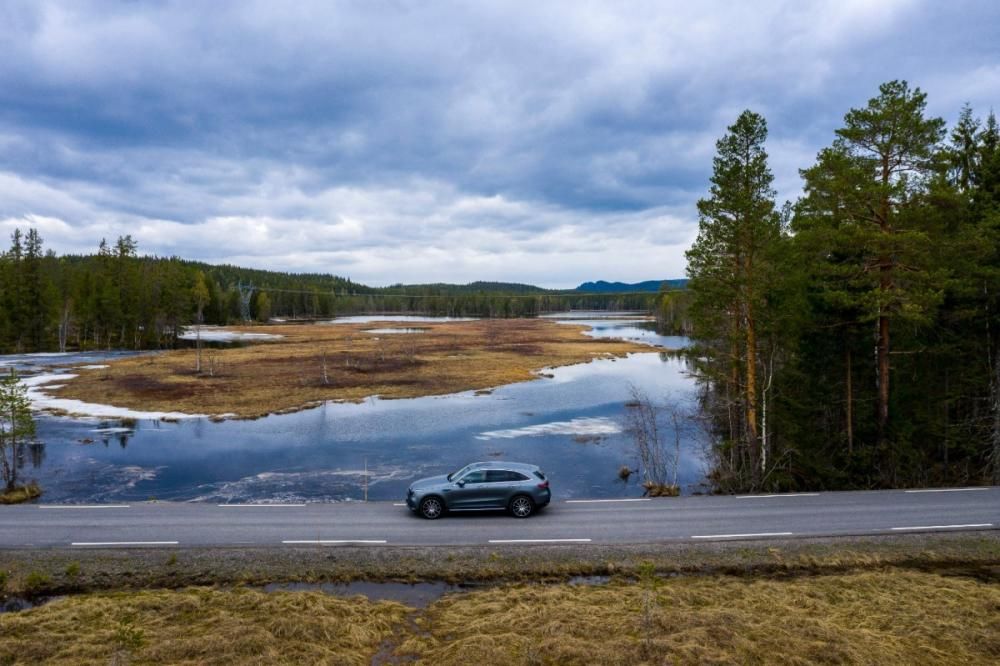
[406,461,551,519]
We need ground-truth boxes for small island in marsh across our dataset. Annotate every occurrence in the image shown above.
[44,319,655,419]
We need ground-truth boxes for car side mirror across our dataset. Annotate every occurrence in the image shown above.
[456,480,466,488]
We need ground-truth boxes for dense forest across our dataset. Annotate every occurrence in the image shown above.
[687,80,1000,491]
[0,235,684,353]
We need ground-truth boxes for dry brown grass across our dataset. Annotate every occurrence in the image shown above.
[0,483,41,505]
[49,319,649,418]
[0,587,408,665]
[400,570,1000,665]
[2,570,997,665]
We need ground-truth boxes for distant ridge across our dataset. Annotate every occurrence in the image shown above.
[575,279,687,293]
[386,281,546,294]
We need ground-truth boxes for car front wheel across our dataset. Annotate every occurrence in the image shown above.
[419,496,444,520]
[509,495,534,518]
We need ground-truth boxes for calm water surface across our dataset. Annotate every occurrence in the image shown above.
[6,317,703,503]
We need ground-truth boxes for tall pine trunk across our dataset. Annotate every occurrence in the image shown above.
[845,347,853,456]
[991,339,1000,484]
[745,298,759,479]
[877,304,890,441]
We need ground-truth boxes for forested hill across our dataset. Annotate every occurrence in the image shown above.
[0,236,692,354]
[575,279,688,293]
[175,259,371,296]
[385,281,547,295]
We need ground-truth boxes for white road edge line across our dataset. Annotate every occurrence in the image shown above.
[40,505,130,509]
[565,499,652,504]
[281,540,388,544]
[737,494,819,499]
[691,532,793,539]
[488,538,592,543]
[890,524,993,531]
[71,541,178,546]
[904,488,992,493]
[218,504,306,507]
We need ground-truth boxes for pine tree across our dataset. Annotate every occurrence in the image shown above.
[797,81,946,481]
[686,110,783,488]
[0,370,36,491]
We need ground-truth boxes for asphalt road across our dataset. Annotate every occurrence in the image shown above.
[0,487,996,549]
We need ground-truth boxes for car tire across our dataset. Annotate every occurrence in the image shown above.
[509,495,534,518]
[419,496,444,520]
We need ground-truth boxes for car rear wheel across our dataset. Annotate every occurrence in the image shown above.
[419,496,444,519]
[509,495,534,518]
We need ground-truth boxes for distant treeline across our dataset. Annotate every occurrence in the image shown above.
[687,81,1000,492]
[0,236,690,353]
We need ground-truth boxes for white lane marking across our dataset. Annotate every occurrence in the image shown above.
[890,523,993,531]
[737,493,819,499]
[904,488,992,493]
[217,503,306,507]
[392,503,407,507]
[565,498,652,504]
[40,505,130,509]
[71,541,178,546]
[488,538,592,543]
[691,532,793,539]
[281,540,388,545]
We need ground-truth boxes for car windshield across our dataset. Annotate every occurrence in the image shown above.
[447,464,475,482]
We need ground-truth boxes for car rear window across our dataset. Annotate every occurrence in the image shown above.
[533,470,546,480]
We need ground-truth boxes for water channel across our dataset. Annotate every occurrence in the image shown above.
[2,315,704,503]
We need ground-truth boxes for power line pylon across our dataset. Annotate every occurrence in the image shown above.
[238,281,255,322]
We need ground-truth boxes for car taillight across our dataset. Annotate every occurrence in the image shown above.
[537,481,549,489]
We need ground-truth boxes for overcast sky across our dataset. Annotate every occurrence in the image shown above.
[1,1,998,288]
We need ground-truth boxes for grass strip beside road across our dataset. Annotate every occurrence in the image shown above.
[1,532,997,597]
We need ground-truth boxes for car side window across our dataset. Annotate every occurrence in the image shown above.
[460,470,487,484]
[509,472,529,481]
[486,470,510,482]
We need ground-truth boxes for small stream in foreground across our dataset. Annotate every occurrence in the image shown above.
[2,315,703,503]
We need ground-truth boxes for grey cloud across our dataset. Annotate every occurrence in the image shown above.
[0,0,997,286]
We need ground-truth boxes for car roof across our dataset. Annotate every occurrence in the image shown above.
[465,461,540,472]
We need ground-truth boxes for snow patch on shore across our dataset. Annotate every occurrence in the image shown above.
[20,373,205,420]
[179,326,283,342]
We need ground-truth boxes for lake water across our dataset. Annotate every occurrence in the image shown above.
[5,316,704,503]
